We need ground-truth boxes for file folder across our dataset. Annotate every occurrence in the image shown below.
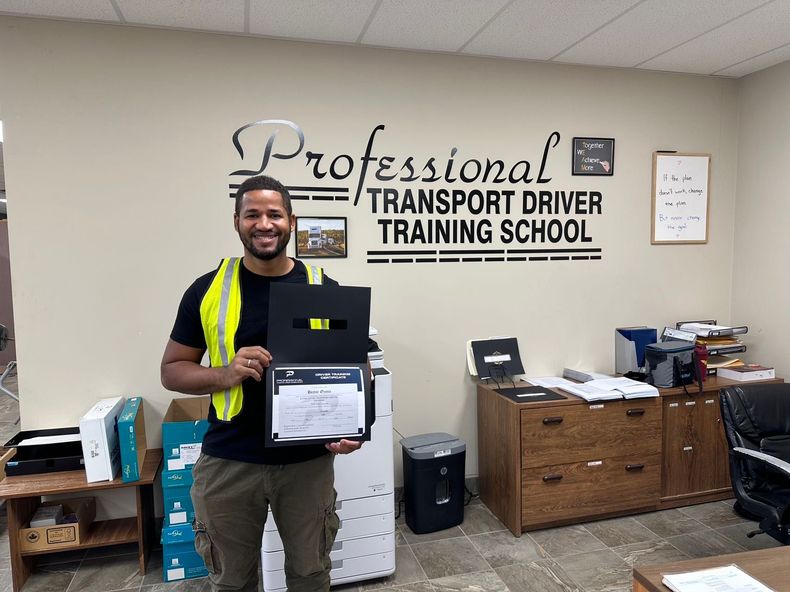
[614,327,657,374]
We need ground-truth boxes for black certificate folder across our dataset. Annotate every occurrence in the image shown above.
[265,364,371,448]
[266,283,373,447]
[267,284,371,363]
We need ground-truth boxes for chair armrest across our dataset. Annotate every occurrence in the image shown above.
[733,447,790,478]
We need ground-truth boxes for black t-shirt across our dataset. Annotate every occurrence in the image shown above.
[169,258,338,465]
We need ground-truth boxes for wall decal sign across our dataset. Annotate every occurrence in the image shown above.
[230,121,606,264]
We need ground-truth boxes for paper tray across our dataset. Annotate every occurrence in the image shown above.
[4,427,85,476]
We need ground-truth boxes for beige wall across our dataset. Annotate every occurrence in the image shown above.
[0,17,741,484]
[732,60,790,377]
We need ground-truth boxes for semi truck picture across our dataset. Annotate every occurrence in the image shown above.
[308,226,323,248]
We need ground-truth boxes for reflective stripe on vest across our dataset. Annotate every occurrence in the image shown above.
[306,265,329,330]
[200,259,328,422]
[199,257,243,422]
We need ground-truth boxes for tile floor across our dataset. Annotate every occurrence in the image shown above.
[0,369,783,592]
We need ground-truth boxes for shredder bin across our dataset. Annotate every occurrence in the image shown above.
[400,432,465,534]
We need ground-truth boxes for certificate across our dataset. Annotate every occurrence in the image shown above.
[265,364,370,447]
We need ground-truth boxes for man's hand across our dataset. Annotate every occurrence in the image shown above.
[326,439,363,455]
[223,346,272,386]
[161,340,274,394]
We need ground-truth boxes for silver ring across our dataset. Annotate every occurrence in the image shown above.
[247,359,252,368]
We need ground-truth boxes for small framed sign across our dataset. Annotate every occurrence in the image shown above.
[295,216,348,258]
[572,137,615,176]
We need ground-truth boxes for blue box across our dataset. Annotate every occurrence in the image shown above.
[118,397,146,483]
[162,397,210,451]
[164,495,195,527]
[165,442,203,472]
[162,468,195,492]
[161,524,195,546]
[162,546,208,582]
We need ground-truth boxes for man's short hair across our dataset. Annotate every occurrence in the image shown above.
[234,175,292,217]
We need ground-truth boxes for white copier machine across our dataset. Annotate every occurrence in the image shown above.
[260,368,396,590]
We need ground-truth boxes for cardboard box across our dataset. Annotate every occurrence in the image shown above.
[164,495,195,527]
[0,447,16,481]
[161,468,195,493]
[162,547,209,582]
[166,442,203,472]
[79,396,126,483]
[162,397,210,450]
[19,497,96,552]
[118,397,147,483]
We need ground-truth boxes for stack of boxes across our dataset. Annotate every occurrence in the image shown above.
[160,397,210,583]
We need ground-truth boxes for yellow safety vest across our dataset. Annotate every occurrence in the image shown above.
[199,257,328,422]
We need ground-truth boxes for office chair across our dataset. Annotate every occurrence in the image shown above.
[720,383,790,544]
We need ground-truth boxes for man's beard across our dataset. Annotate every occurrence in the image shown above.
[241,230,290,261]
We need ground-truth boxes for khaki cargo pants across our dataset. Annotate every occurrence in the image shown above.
[191,453,339,592]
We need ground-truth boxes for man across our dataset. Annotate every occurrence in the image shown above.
[161,174,362,592]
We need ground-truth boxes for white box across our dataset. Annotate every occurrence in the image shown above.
[79,396,126,482]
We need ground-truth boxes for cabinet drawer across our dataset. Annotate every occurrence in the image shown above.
[521,399,661,468]
[521,453,660,527]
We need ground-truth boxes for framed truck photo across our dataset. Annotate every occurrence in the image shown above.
[295,216,348,258]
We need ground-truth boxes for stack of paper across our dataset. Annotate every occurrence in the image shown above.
[554,381,622,402]
[705,355,744,369]
[561,368,611,382]
[662,564,773,592]
[586,377,659,399]
[678,322,748,356]
[679,323,747,337]
[526,377,576,389]
[532,376,658,402]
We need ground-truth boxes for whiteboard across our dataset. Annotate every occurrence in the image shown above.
[651,153,710,244]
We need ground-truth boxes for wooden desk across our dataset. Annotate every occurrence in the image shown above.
[633,546,790,591]
[0,448,162,592]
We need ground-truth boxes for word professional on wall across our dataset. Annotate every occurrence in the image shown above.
[229,120,610,265]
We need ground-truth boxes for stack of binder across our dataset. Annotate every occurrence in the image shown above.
[677,321,748,376]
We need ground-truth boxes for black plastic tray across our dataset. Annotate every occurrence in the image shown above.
[4,427,84,476]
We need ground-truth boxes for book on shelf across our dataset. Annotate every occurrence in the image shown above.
[716,364,775,382]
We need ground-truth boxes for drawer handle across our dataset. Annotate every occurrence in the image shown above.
[626,408,645,416]
[542,473,563,482]
[625,463,645,471]
[542,416,563,425]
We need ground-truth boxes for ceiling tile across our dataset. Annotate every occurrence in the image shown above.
[554,0,766,68]
[638,0,790,75]
[116,0,245,33]
[0,0,119,21]
[361,0,511,52]
[462,0,640,60]
[714,42,790,77]
[249,0,378,43]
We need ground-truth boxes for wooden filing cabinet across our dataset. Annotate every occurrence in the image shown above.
[657,376,781,508]
[477,376,783,536]
[478,384,661,535]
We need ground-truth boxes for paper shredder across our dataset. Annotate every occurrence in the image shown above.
[400,432,466,534]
